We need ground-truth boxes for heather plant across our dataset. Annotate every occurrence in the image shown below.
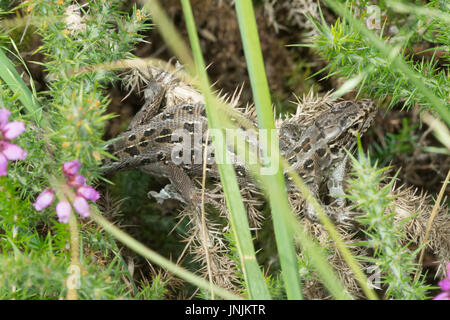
[0,0,448,301]
[0,0,165,300]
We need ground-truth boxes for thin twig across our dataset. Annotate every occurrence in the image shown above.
[414,168,450,282]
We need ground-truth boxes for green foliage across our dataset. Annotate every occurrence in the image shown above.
[0,250,136,300]
[30,1,150,176]
[0,178,66,300]
[0,0,162,300]
[371,117,419,166]
[346,139,431,299]
[0,175,152,300]
[0,251,68,299]
[305,1,449,113]
[0,0,446,300]
[0,0,12,11]
[135,274,169,300]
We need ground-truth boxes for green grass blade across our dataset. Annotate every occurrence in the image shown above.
[234,0,302,300]
[142,0,371,300]
[145,1,270,299]
[0,46,41,123]
[90,208,240,300]
[180,0,270,300]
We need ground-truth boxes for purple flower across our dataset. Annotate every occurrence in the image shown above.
[72,196,90,218]
[67,173,86,188]
[33,189,55,211]
[0,108,27,176]
[439,278,450,292]
[56,201,72,224]
[434,292,450,300]
[1,142,27,161]
[32,159,100,224]
[2,121,25,140]
[0,108,10,128]
[63,160,81,176]
[0,141,27,176]
[0,153,7,176]
[77,185,100,202]
[434,262,450,300]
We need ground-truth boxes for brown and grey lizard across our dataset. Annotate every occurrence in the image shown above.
[102,81,376,225]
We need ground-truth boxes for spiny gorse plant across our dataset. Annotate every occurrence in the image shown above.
[0,1,168,299]
[304,0,449,114]
[346,139,431,299]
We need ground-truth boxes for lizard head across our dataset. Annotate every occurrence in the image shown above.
[317,99,376,142]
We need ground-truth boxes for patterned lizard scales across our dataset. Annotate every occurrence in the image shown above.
[102,81,376,225]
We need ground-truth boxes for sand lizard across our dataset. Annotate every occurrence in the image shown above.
[102,81,376,225]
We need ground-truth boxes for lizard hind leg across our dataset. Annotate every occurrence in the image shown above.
[145,162,224,234]
[139,161,197,205]
[326,155,363,226]
[141,161,218,212]
[166,164,223,214]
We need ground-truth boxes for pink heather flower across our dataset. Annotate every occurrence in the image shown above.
[434,292,450,300]
[434,262,450,300]
[67,173,86,188]
[0,141,28,176]
[0,108,26,141]
[0,108,10,128]
[33,189,55,211]
[0,153,7,176]
[77,185,100,202]
[56,201,72,224]
[1,142,27,161]
[0,108,27,176]
[439,278,450,291]
[72,196,90,218]
[63,160,81,176]
[32,160,100,223]
[2,121,25,140]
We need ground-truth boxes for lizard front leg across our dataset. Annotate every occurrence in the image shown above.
[326,155,364,226]
[327,155,348,208]
[300,159,357,227]
[128,81,166,129]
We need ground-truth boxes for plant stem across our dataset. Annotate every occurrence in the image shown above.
[67,212,80,300]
